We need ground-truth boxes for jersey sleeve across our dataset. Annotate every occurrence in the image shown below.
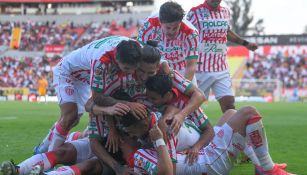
[171,70,193,95]
[88,115,103,139]
[90,59,108,93]
[137,18,152,45]
[165,134,178,162]
[188,108,209,130]
[186,9,200,30]
[184,30,199,60]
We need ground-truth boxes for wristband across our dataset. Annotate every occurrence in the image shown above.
[242,40,249,46]
[155,138,166,148]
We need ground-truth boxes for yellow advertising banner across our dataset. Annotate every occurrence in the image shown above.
[0,87,29,96]
[10,27,22,49]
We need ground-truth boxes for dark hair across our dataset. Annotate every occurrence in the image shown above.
[111,90,150,127]
[116,40,142,65]
[142,40,161,64]
[145,74,172,97]
[159,1,185,23]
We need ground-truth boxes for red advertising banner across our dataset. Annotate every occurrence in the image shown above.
[228,45,307,57]
[44,45,64,53]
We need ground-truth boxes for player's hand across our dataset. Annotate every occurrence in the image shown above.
[183,145,201,165]
[170,113,184,136]
[246,42,258,51]
[114,164,139,175]
[127,102,147,120]
[149,124,163,141]
[106,129,120,153]
[104,103,130,116]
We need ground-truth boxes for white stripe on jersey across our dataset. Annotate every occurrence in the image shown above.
[187,3,231,72]
[138,14,198,71]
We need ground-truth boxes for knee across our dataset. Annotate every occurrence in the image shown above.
[224,109,237,116]
[53,144,76,163]
[239,106,258,117]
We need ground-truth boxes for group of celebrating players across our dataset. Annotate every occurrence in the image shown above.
[0,0,295,175]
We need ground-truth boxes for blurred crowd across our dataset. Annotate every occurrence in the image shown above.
[0,21,86,51]
[0,19,137,51]
[0,56,60,95]
[243,53,307,89]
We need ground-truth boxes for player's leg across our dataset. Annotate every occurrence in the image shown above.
[226,106,295,174]
[216,109,236,126]
[212,71,235,113]
[195,71,214,100]
[47,102,80,151]
[48,77,91,152]
[0,143,77,175]
[217,96,235,113]
[40,158,103,175]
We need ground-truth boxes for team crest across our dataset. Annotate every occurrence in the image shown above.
[65,86,74,96]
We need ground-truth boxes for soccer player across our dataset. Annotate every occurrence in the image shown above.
[145,74,214,163]
[125,106,295,175]
[34,36,142,153]
[186,0,258,113]
[138,1,199,84]
[37,74,48,103]
[87,41,206,152]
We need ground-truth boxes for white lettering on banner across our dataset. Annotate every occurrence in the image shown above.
[250,45,307,57]
[248,37,279,45]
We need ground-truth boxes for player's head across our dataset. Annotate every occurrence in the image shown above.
[206,0,222,9]
[159,1,184,39]
[121,109,151,140]
[116,40,142,74]
[136,40,161,84]
[145,74,173,106]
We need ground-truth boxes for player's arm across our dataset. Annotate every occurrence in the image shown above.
[170,72,206,134]
[184,121,214,164]
[88,116,131,174]
[85,93,130,117]
[184,59,197,81]
[150,124,174,175]
[184,30,199,81]
[227,29,258,51]
[136,18,151,44]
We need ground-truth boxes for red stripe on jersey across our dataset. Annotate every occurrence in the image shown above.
[137,150,157,164]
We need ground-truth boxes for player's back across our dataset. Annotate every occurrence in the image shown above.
[59,36,130,73]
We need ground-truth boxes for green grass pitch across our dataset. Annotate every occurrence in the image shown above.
[0,101,306,174]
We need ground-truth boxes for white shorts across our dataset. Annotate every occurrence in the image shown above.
[68,138,95,163]
[196,70,233,100]
[176,124,245,175]
[53,66,91,114]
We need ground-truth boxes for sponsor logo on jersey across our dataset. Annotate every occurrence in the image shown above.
[202,21,228,28]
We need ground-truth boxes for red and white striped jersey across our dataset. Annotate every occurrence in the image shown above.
[168,88,209,130]
[58,36,130,85]
[186,2,231,72]
[138,13,199,71]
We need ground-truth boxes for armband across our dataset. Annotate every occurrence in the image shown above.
[154,138,166,148]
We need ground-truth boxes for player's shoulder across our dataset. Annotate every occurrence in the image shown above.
[190,3,205,11]
[180,20,198,35]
